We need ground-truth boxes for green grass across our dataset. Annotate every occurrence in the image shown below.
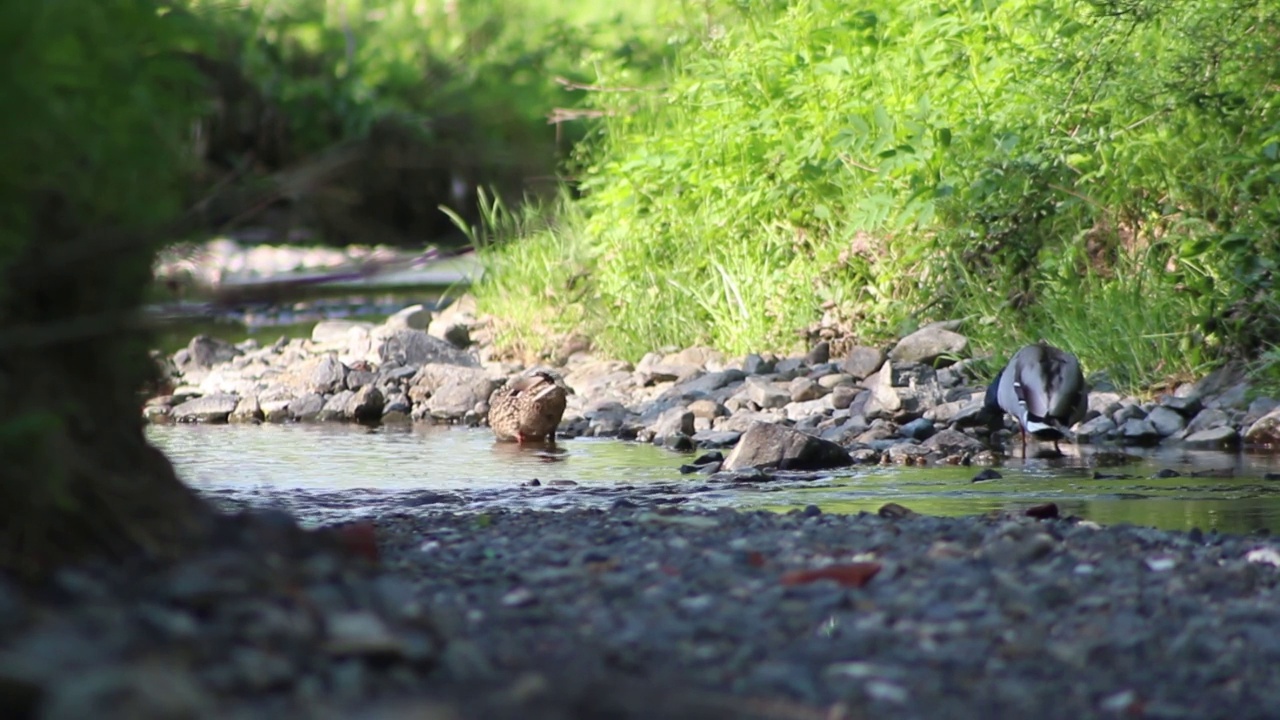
[471,0,1280,394]
[953,249,1216,393]
[444,190,598,360]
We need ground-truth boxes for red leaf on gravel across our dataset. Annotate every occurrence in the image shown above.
[331,522,380,563]
[780,562,881,588]
[746,551,767,568]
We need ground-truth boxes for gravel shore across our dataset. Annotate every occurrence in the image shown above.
[376,503,1280,719]
[8,496,1280,719]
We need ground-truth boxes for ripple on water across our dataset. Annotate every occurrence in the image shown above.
[147,424,1280,534]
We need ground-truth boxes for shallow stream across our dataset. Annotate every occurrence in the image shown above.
[148,424,1280,535]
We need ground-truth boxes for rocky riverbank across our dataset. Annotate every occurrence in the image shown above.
[7,499,1280,719]
[145,299,1280,467]
[11,302,1275,719]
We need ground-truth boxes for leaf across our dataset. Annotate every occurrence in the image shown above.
[780,562,882,588]
[873,104,893,133]
[816,56,852,75]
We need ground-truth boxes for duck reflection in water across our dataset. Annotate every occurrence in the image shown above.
[491,440,570,463]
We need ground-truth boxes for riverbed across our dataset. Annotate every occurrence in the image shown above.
[148,424,1280,534]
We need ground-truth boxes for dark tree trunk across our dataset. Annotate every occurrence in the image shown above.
[0,214,213,580]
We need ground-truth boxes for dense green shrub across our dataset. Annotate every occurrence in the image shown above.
[0,0,214,576]
[476,0,1280,391]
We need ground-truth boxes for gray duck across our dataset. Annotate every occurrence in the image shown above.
[984,341,1088,454]
[488,370,572,444]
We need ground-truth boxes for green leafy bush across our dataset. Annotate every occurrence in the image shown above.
[476,0,1280,391]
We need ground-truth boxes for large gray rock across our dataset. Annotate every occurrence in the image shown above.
[723,422,852,471]
[1161,394,1203,417]
[427,318,471,349]
[687,398,728,419]
[563,360,636,402]
[258,384,295,423]
[922,428,987,454]
[830,385,860,411]
[386,304,432,331]
[717,411,783,434]
[817,372,853,390]
[171,394,238,423]
[885,362,938,388]
[1112,403,1146,425]
[345,368,376,391]
[635,351,703,385]
[841,345,885,380]
[887,442,931,464]
[744,377,791,409]
[646,407,694,443]
[1206,381,1251,410]
[893,380,947,420]
[1088,392,1124,417]
[899,417,936,440]
[772,357,807,379]
[664,346,726,370]
[949,397,993,428]
[888,324,968,365]
[805,342,831,365]
[229,396,263,424]
[1184,426,1239,449]
[307,354,348,395]
[1244,397,1280,426]
[1244,407,1280,447]
[788,377,826,403]
[783,397,832,421]
[1119,418,1161,446]
[691,429,742,448]
[382,394,412,424]
[740,353,776,375]
[374,328,477,368]
[288,393,325,421]
[410,364,502,421]
[1182,363,1244,401]
[1074,415,1117,442]
[1185,408,1232,436]
[180,335,240,371]
[924,398,972,425]
[318,390,357,422]
[670,369,746,398]
[1146,406,1187,437]
[863,362,902,419]
[347,385,385,424]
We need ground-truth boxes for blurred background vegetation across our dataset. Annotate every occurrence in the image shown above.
[176,0,693,244]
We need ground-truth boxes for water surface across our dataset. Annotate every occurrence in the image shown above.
[148,424,1280,534]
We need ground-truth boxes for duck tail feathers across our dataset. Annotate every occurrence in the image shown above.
[1023,419,1054,435]
[1024,418,1070,440]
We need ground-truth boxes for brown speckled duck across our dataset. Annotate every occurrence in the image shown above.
[488,370,572,444]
